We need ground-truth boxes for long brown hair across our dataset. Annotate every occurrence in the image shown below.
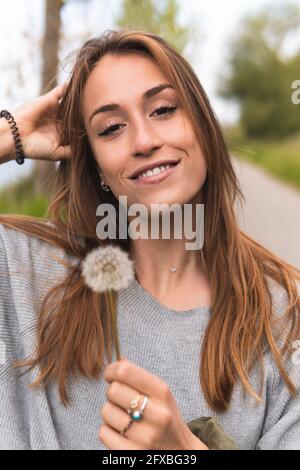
[1,29,299,411]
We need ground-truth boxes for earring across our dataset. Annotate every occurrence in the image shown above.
[101,179,111,192]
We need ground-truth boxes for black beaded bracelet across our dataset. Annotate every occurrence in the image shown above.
[0,109,26,164]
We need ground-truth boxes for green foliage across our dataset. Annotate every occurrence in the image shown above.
[0,174,48,217]
[219,3,300,138]
[225,126,300,190]
[115,0,191,54]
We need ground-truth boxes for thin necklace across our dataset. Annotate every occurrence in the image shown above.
[129,246,177,273]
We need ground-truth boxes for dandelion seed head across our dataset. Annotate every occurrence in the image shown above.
[81,245,135,293]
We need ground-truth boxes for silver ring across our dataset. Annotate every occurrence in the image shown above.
[128,395,149,421]
[121,395,149,435]
[140,395,149,413]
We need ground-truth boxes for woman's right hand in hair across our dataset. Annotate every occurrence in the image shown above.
[1,83,72,163]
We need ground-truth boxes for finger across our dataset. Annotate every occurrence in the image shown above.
[104,358,168,399]
[100,400,153,446]
[51,144,72,161]
[106,381,153,422]
[101,399,134,434]
[38,84,68,117]
[49,83,68,101]
[99,423,142,450]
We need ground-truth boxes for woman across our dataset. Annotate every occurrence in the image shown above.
[0,29,299,450]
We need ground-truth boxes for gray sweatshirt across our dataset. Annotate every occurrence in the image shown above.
[0,223,299,450]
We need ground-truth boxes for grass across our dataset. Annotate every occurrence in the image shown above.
[224,127,300,191]
[0,173,49,217]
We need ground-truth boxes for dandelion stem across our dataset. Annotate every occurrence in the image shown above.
[108,289,121,361]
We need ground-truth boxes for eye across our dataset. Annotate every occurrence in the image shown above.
[98,122,124,137]
[97,105,177,137]
[151,104,177,117]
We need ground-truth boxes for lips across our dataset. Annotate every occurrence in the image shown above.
[130,160,180,185]
[128,160,180,180]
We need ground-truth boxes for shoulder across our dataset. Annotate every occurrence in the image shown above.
[0,222,80,384]
[0,221,79,274]
[0,222,79,323]
[0,220,58,257]
[265,274,300,321]
[264,274,300,383]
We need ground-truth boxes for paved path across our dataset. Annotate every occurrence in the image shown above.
[233,157,300,269]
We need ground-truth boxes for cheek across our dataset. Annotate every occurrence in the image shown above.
[171,117,198,153]
[182,134,207,185]
[176,126,206,171]
[93,146,127,177]
[190,148,207,185]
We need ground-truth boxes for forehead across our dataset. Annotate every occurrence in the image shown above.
[82,53,170,115]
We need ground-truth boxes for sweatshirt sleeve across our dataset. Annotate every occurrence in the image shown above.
[255,279,300,450]
[0,225,30,449]
[255,356,300,450]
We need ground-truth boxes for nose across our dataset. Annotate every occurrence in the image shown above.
[130,117,162,157]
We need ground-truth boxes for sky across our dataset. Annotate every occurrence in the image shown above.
[0,0,299,187]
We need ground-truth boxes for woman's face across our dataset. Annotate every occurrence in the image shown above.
[83,53,207,208]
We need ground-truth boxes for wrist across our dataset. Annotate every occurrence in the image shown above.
[0,111,26,165]
[0,116,15,164]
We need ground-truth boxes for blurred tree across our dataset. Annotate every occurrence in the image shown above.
[219,2,300,138]
[33,0,93,193]
[33,0,64,193]
[115,0,195,55]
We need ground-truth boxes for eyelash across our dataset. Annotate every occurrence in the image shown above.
[98,104,178,137]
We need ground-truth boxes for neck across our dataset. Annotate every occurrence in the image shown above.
[127,191,205,294]
[129,237,205,294]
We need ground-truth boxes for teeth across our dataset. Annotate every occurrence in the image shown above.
[137,164,171,179]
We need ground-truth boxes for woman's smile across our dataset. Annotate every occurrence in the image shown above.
[128,160,181,185]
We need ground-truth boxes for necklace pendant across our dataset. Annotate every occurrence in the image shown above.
[170,266,177,273]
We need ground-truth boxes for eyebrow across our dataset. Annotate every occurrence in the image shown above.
[88,83,175,124]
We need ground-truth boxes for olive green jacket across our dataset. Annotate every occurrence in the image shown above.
[186,417,237,450]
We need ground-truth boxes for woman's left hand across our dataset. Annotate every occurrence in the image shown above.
[99,357,208,450]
